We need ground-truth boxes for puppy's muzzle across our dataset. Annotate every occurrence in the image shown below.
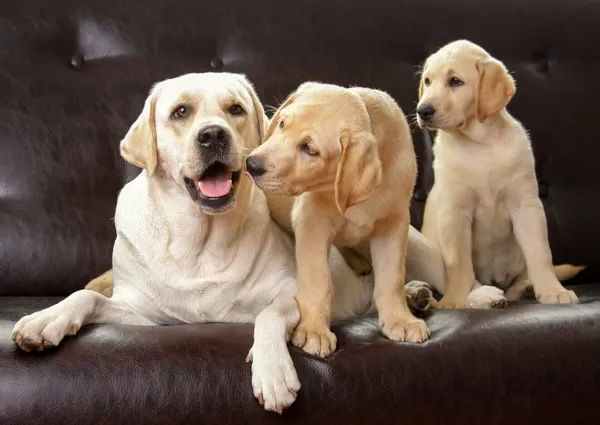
[416,104,436,122]
[245,155,267,178]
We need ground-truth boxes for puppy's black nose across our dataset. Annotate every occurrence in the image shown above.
[197,125,229,148]
[246,155,266,177]
[417,104,436,121]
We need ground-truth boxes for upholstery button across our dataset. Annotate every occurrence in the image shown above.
[413,188,427,202]
[210,57,223,70]
[69,52,85,70]
[533,52,550,73]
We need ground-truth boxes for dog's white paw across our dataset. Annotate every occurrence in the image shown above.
[11,307,81,352]
[467,285,507,309]
[247,344,301,414]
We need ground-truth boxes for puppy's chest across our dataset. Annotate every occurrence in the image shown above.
[335,209,374,246]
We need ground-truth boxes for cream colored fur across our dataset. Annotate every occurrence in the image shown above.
[417,40,583,308]
[247,82,439,358]
[11,73,440,414]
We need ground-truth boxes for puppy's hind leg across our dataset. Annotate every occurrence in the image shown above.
[247,294,301,414]
[85,269,114,297]
[11,289,154,352]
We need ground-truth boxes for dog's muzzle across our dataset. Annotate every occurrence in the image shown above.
[183,125,241,213]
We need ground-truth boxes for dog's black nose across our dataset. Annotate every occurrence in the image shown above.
[197,125,229,148]
[417,104,436,121]
[246,155,266,177]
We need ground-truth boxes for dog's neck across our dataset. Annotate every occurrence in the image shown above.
[147,174,255,267]
[450,109,512,144]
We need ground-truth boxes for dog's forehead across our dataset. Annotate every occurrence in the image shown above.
[157,73,248,108]
[426,41,489,74]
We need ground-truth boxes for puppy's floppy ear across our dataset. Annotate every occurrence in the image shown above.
[475,58,516,122]
[334,131,382,215]
[120,84,161,176]
[235,75,266,144]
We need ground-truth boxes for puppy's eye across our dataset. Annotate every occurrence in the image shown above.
[449,77,464,87]
[299,143,318,156]
[172,105,188,119]
[423,78,431,86]
[279,120,284,129]
[228,104,246,116]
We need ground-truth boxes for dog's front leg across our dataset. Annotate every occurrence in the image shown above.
[370,214,430,343]
[509,196,578,304]
[11,289,155,352]
[436,202,477,309]
[247,295,301,414]
[290,212,337,357]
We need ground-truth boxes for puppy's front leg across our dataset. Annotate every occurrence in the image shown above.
[509,197,578,304]
[371,215,430,343]
[291,213,337,357]
[436,202,477,309]
[247,295,300,414]
[11,289,155,352]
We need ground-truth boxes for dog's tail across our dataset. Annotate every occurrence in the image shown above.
[554,264,585,281]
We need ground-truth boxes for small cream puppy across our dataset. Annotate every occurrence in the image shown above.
[417,40,582,308]
[11,72,436,414]
[246,82,435,357]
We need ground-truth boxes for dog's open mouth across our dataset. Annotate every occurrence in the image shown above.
[184,162,241,201]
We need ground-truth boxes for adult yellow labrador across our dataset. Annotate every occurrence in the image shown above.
[12,73,436,414]
[246,82,436,357]
[416,40,583,308]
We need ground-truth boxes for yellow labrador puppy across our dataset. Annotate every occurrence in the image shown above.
[246,82,432,357]
[416,40,583,308]
[12,73,435,414]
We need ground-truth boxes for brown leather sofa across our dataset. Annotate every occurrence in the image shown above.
[1,1,599,424]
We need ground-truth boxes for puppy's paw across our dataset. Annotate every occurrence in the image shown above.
[467,286,507,309]
[405,280,435,312]
[291,323,337,357]
[380,314,430,343]
[11,309,81,352]
[247,344,300,414]
[537,289,579,305]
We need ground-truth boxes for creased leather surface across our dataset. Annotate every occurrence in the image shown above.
[1,0,600,295]
[1,0,600,424]
[1,284,600,425]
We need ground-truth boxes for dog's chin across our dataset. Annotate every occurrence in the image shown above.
[184,161,242,215]
[417,118,440,131]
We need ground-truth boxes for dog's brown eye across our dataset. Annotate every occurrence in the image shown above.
[299,143,318,156]
[424,78,431,86]
[279,120,284,129]
[228,104,246,116]
[449,77,463,87]
[172,105,188,119]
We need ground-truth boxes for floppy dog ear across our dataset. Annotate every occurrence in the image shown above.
[475,58,516,122]
[235,75,266,144]
[334,131,382,215]
[120,85,161,176]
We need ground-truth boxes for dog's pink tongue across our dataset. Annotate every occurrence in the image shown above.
[195,171,232,198]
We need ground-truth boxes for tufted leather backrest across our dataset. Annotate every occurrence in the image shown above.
[1,0,599,296]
